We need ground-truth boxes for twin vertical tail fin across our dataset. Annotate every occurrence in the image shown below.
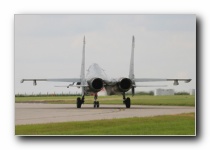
[129,36,135,96]
[80,36,134,96]
[80,36,86,95]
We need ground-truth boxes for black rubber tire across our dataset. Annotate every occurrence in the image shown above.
[93,101,96,108]
[125,97,131,108]
[96,101,99,108]
[77,97,82,108]
[94,101,99,108]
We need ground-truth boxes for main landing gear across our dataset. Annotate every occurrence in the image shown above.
[123,92,131,108]
[77,95,85,108]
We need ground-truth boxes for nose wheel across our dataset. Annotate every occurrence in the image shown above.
[94,101,99,108]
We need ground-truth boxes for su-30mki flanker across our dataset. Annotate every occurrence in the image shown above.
[21,36,191,108]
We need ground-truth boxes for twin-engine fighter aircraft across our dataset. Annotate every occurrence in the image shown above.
[21,36,191,108]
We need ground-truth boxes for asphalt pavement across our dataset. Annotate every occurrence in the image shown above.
[15,103,195,125]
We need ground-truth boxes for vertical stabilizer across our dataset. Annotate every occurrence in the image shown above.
[129,36,135,80]
[80,36,86,95]
[129,36,135,96]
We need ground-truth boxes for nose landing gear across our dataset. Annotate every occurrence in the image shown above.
[93,93,99,108]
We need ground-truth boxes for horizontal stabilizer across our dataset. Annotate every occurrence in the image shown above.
[134,85,168,87]
[46,78,81,82]
[55,85,88,88]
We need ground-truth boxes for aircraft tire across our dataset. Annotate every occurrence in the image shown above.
[94,101,99,108]
[125,97,131,108]
[93,101,96,108]
[77,97,82,108]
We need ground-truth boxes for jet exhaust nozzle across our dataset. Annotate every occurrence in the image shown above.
[88,78,104,92]
[118,78,132,92]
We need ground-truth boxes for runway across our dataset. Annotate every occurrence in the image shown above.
[15,103,195,125]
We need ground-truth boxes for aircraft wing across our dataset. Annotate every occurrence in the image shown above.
[134,78,191,85]
[21,78,81,86]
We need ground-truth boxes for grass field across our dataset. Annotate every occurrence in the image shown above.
[15,95,195,106]
[15,113,195,135]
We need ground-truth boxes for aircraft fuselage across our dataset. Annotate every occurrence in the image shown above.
[84,63,132,95]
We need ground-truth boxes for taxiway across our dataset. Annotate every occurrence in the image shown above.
[15,103,195,125]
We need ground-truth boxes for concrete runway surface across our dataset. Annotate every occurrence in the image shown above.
[15,103,195,125]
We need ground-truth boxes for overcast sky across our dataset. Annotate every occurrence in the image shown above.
[15,14,196,94]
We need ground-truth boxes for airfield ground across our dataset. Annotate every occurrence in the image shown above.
[15,95,195,135]
[15,103,195,125]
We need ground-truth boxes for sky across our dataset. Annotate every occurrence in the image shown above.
[15,14,196,94]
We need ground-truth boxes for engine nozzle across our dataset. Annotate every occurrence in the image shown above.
[118,78,132,92]
[88,78,104,92]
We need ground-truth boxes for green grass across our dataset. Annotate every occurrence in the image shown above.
[15,113,195,135]
[15,95,195,106]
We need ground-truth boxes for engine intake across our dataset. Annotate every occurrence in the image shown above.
[88,78,104,92]
[118,78,132,92]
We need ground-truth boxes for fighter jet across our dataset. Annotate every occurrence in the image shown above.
[21,36,191,108]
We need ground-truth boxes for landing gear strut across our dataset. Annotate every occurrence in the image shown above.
[77,95,85,108]
[123,92,131,108]
[93,93,99,108]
